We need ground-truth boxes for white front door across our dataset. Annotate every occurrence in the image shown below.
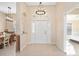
[31,20,51,44]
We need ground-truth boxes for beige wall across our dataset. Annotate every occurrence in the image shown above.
[56,3,65,51]
[16,2,31,51]
[0,12,6,32]
[72,20,79,33]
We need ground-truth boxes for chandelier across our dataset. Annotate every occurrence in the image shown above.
[35,2,46,15]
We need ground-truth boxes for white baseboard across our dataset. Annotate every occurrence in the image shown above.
[29,42,56,45]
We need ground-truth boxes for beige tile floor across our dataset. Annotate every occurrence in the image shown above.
[1,41,79,56]
[16,44,65,56]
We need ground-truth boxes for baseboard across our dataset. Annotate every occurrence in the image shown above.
[29,42,56,45]
[55,45,66,55]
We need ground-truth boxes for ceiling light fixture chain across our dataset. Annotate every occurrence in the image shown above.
[6,6,13,22]
[8,7,11,18]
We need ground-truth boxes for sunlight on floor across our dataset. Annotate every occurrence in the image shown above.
[65,40,76,55]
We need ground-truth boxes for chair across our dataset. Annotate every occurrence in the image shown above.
[3,32,10,47]
[9,33,16,45]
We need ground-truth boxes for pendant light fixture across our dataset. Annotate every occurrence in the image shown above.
[6,6,13,22]
[35,2,46,15]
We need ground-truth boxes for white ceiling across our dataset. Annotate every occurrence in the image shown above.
[0,2,55,13]
[0,2,16,13]
[68,7,79,14]
[26,2,56,6]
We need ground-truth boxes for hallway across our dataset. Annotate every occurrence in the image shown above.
[16,44,65,56]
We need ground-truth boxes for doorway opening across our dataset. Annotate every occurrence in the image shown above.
[31,16,51,44]
[64,7,79,56]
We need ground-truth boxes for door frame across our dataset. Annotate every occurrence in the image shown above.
[30,16,51,44]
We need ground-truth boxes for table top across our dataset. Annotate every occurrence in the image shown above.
[0,35,4,38]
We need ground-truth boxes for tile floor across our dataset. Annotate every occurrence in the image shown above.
[16,44,65,56]
[0,41,79,56]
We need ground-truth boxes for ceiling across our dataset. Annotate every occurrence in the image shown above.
[26,2,56,6]
[0,2,55,13]
[0,2,16,13]
[68,8,79,14]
